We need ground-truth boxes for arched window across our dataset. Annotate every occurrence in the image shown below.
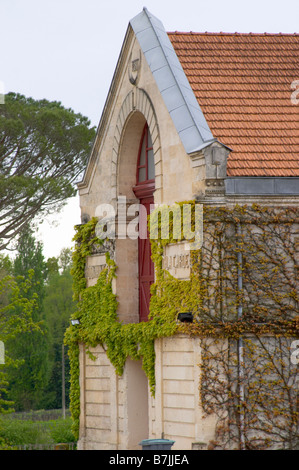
[133,123,155,322]
[136,124,155,184]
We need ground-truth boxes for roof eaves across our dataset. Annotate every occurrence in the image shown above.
[226,176,299,195]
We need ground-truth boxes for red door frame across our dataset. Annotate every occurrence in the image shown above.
[133,124,155,322]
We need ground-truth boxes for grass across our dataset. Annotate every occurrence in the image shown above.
[0,411,76,449]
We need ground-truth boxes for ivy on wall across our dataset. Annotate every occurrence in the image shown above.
[65,205,299,445]
[64,215,183,438]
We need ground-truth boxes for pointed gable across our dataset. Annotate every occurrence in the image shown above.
[130,8,221,154]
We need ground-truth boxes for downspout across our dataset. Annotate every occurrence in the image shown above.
[237,222,245,450]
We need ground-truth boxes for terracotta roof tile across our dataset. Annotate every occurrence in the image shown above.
[168,32,299,177]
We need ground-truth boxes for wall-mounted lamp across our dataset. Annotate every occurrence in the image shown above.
[71,319,80,326]
[177,312,193,323]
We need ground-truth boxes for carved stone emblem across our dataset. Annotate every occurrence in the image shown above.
[128,50,141,85]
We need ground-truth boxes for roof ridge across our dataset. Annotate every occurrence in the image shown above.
[168,31,299,36]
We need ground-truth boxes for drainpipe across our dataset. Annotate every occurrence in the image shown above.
[237,223,245,450]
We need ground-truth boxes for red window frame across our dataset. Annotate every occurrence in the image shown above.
[132,123,155,322]
[136,123,154,185]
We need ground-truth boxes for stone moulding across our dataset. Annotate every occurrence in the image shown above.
[112,88,162,199]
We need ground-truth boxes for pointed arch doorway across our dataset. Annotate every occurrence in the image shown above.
[133,123,155,322]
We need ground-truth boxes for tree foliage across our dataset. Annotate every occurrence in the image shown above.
[5,228,49,411]
[42,248,76,409]
[0,92,96,250]
[2,235,77,412]
[0,269,39,413]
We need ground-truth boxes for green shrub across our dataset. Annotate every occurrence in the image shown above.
[0,418,50,445]
[48,418,76,443]
[0,416,75,447]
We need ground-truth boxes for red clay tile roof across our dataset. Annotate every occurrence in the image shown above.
[168,32,299,177]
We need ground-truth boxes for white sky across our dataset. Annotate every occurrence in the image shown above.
[1,0,298,259]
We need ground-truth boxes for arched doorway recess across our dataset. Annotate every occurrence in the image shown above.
[114,89,161,324]
[133,124,155,322]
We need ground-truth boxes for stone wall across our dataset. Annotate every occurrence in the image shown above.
[153,335,217,450]
[77,335,217,450]
[78,344,149,450]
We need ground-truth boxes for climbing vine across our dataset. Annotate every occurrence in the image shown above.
[64,214,183,438]
[65,205,299,447]
[184,203,299,449]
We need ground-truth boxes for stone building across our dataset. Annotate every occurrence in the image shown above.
[74,8,299,450]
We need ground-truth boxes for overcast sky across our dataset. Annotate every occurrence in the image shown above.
[1,0,298,259]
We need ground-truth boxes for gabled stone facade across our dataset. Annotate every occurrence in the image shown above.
[75,9,299,450]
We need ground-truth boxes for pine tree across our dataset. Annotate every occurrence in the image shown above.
[0,92,96,251]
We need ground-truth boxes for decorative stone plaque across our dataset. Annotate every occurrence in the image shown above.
[128,49,141,85]
[163,242,191,280]
[85,254,107,287]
